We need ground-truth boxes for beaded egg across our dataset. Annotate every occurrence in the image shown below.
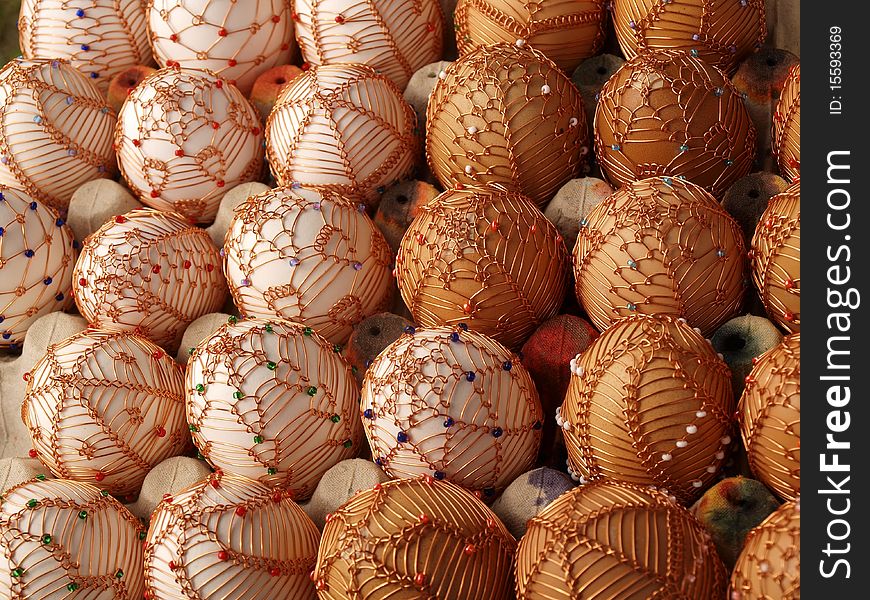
[740,333,800,501]
[611,0,767,74]
[773,64,800,181]
[559,314,735,504]
[396,185,568,349]
[147,0,295,95]
[186,318,362,499]
[0,187,76,349]
[595,50,756,198]
[751,179,800,332]
[18,0,152,93]
[21,329,189,497]
[144,472,320,600]
[73,208,227,351]
[427,43,588,207]
[0,478,146,599]
[292,0,444,90]
[454,0,607,73]
[265,64,418,206]
[362,325,542,496]
[0,59,116,212]
[516,480,727,599]
[115,67,264,224]
[223,186,393,345]
[314,476,516,600]
[574,176,745,336]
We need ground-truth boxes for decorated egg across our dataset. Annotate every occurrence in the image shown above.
[751,179,800,332]
[559,314,735,503]
[0,59,115,212]
[517,480,727,599]
[147,0,294,95]
[0,187,76,349]
[0,478,146,599]
[595,50,756,198]
[314,476,516,599]
[18,0,152,93]
[223,186,393,345]
[145,472,319,600]
[265,64,418,205]
[426,43,588,207]
[73,208,227,350]
[22,329,188,497]
[773,64,800,181]
[186,318,362,499]
[455,0,607,72]
[396,185,568,349]
[362,325,542,496]
[115,67,264,224]
[730,500,800,599]
[292,0,443,90]
[574,176,745,336]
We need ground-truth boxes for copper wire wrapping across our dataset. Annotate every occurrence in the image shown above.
[730,500,800,599]
[772,64,800,182]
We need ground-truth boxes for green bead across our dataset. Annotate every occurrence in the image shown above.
[267,467,277,475]
[306,386,317,396]
[264,324,273,333]
[67,583,78,592]
[343,439,353,449]
[189,424,198,432]
[196,451,205,460]
[253,435,263,444]
[351,366,358,374]
[195,384,205,393]
[26,499,37,508]
[233,391,243,399]
[35,474,46,481]
[188,347,195,356]
[303,327,313,336]
[100,490,109,497]
[115,569,123,578]
[332,345,342,353]
[78,511,87,520]
[41,534,51,545]
[138,531,147,541]
[266,361,277,370]
[11,568,23,578]
[330,414,340,423]
[228,316,237,324]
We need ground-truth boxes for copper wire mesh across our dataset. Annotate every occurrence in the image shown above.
[186,318,363,499]
[223,185,393,345]
[739,333,799,501]
[573,176,746,336]
[147,0,295,95]
[0,58,116,212]
[0,186,77,349]
[19,0,153,93]
[559,314,735,504]
[426,43,589,207]
[516,479,727,600]
[362,325,542,495]
[314,476,517,600]
[594,50,756,198]
[21,329,189,497]
[0,478,147,599]
[454,0,607,73]
[612,0,767,74]
[750,179,799,333]
[292,0,445,90]
[772,64,800,182]
[144,472,319,600]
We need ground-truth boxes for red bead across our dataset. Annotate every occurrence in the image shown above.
[210,479,220,488]
[373,483,381,491]
[418,513,429,524]
[168,561,177,570]
[751,356,759,365]
[94,472,105,482]
[155,426,166,437]
[151,265,161,274]
[291,11,299,21]
[150,190,160,198]
[169,34,178,42]
[78,278,87,287]
[206,264,214,272]
[784,311,795,322]
[280,43,289,50]
[464,544,476,555]
[785,278,795,290]
[462,302,473,314]
[486,517,496,529]
[271,15,280,23]
[144,591,151,599]
[489,219,498,232]
[455,183,464,190]
[301,62,310,71]
[415,233,425,244]
[22,372,30,382]
[132,139,141,147]
[216,180,225,187]
[235,506,247,517]
[272,491,282,503]
[28,449,37,458]
[251,127,261,135]
[315,580,328,592]
[217,550,228,561]
[530,223,536,233]
[175,149,184,157]
[163,494,172,502]
[335,15,345,23]
[414,572,426,586]
[426,23,434,32]
[115,215,127,223]
[218,28,227,37]
[212,121,220,129]
[228,79,237,87]
[183,260,192,269]
[270,567,281,577]
[423,474,434,484]
[325,513,333,523]
[744,375,754,384]
[227,59,237,67]
[215,80,223,89]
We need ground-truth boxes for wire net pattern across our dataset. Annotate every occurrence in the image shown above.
[314,476,516,600]
[396,184,568,350]
[292,0,444,90]
[772,64,799,182]
[574,176,745,336]
[73,208,227,351]
[516,480,727,600]
[362,325,542,495]
[560,314,735,504]
[612,0,767,74]
[454,0,607,73]
[750,179,799,333]
[145,472,319,600]
[0,478,146,599]
[22,329,189,497]
[19,0,153,93]
[739,332,799,501]
[594,50,756,198]
[0,186,76,349]
[186,318,362,499]
[147,0,295,95]
[0,59,116,212]
[426,43,588,208]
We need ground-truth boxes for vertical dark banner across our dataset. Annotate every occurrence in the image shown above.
[803,1,867,596]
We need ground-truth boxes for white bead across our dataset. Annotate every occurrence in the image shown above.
[464,165,473,174]
[693,327,702,334]
[759,560,770,573]
[515,39,526,47]
[541,84,551,95]
[569,117,578,127]
[438,71,446,79]
[721,435,731,445]
[562,421,572,431]
[707,466,717,473]
[717,352,724,360]
[715,451,725,460]
[696,410,707,418]
[692,480,703,488]
[677,317,687,323]
[676,440,688,448]
[661,453,672,461]
[467,126,478,135]
[686,425,698,434]
[575,365,585,377]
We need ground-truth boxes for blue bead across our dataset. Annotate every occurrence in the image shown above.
[363,409,374,419]
[397,431,408,443]
[364,359,372,368]
[43,277,52,285]
[533,420,542,430]
[55,293,64,301]
[491,427,503,438]
[449,332,460,342]
[433,471,445,480]
[72,240,80,249]
[458,323,468,331]
[0,316,5,323]
[502,361,512,371]
[0,228,4,236]
[75,9,84,17]
[483,487,495,497]
[80,45,89,51]
[56,218,65,227]
[404,325,416,335]
[24,249,34,258]
[0,192,4,200]
[29,201,37,210]
[90,72,99,79]
[465,371,476,382]
[443,417,454,427]
[1,333,10,340]
[375,457,383,466]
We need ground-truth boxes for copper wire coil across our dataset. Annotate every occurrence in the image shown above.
[772,64,800,182]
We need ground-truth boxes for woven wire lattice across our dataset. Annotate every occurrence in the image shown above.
[145,472,319,600]
[574,176,746,336]
[594,50,756,198]
[314,476,517,600]
[516,480,727,600]
[560,314,735,504]
[772,64,800,182]
[1,478,146,599]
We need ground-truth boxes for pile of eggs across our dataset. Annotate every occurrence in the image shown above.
[0,0,800,598]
